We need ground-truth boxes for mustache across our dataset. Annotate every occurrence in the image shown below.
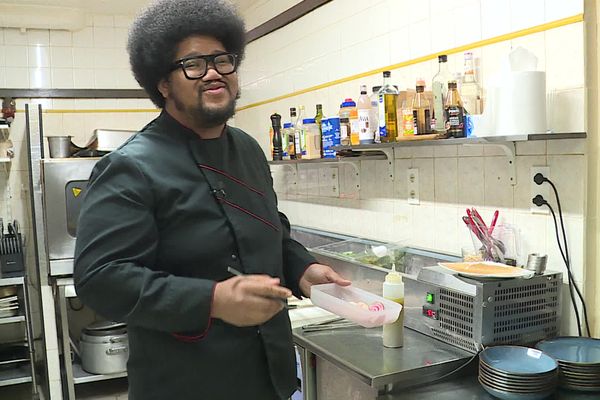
[201,80,228,90]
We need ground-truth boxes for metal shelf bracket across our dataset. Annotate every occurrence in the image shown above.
[348,147,395,181]
[483,141,516,186]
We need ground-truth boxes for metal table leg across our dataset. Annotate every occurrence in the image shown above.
[298,346,317,400]
[57,285,75,400]
[22,277,39,399]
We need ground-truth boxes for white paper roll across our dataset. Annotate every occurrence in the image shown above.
[494,71,546,135]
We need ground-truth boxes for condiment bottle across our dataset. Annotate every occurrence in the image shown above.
[444,80,466,138]
[412,79,431,135]
[339,98,356,146]
[270,113,283,161]
[383,263,404,348]
[357,85,374,144]
[377,71,399,142]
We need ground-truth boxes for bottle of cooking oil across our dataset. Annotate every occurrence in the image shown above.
[412,79,431,135]
[377,71,399,142]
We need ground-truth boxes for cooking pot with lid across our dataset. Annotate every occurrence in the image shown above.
[80,321,128,375]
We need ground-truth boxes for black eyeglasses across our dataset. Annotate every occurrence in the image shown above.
[170,52,238,80]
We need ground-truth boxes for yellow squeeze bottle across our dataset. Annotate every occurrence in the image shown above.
[383,263,404,348]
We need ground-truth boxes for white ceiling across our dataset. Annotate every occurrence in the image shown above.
[0,0,256,16]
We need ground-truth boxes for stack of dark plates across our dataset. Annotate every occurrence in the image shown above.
[536,337,600,392]
[479,346,558,400]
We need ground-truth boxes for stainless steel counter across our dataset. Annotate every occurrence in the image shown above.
[293,326,473,394]
[379,374,600,400]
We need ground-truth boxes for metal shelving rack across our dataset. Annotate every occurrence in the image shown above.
[0,277,38,397]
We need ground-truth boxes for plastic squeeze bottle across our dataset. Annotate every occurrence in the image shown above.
[383,263,404,348]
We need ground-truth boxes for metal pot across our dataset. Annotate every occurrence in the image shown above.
[47,136,75,158]
[80,321,128,375]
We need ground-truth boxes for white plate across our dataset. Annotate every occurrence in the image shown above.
[438,261,535,279]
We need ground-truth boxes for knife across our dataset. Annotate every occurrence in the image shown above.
[227,266,289,308]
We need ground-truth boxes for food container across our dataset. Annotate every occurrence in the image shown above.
[314,239,406,271]
[80,321,128,375]
[310,283,401,328]
[47,136,75,158]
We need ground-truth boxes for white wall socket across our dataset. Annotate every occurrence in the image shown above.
[530,166,550,214]
[407,167,419,205]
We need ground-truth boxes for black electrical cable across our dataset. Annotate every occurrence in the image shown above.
[547,179,591,336]
[545,202,582,336]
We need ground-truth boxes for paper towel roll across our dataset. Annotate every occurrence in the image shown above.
[496,71,546,135]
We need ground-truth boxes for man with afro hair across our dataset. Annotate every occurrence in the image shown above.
[74,0,350,399]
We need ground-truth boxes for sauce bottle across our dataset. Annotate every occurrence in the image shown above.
[270,113,283,161]
[383,263,404,348]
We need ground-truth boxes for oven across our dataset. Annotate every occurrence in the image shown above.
[41,158,99,276]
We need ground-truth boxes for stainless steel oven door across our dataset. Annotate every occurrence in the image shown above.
[42,158,99,276]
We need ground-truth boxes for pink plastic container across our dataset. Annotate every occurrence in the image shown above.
[310,283,402,328]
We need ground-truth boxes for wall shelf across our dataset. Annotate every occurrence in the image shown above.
[269,133,586,188]
[0,364,32,387]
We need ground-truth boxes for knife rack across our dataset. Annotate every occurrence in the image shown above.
[0,232,24,276]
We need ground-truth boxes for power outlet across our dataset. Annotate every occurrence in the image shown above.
[407,167,419,205]
[531,166,550,214]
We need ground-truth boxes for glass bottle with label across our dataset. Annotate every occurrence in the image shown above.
[314,104,324,156]
[444,80,466,138]
[412,79,431,135]
[357,85,373,144]
[432,54,452,132]
[339,98,356,146]
[461,52,482,115]
[295,106,305,158]
[370,86,381,143]
[377,71,399,142]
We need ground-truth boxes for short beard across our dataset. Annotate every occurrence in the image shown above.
[174,89,240,129]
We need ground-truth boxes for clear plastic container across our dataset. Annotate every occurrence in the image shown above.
[314,239,406,270]
[311,283,402,328]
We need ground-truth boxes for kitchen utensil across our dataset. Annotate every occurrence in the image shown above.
[47,136,76,158]
[526,253,547,275]
[301,317,360,333]
[226,266,288,308]
[489,210,499,235]
[437,261,534,279]
[310,283,401,328]
[80,321,128,375]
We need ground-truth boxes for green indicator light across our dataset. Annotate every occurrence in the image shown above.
[426,293,434,303]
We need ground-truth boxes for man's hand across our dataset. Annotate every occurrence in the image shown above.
[211,275,291,327]
[299,263,351,297]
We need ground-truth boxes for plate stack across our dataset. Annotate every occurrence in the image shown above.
[0,289,19,318]
[536,337,600,392]
[479,346,558,400]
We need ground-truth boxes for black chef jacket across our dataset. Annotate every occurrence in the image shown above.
[74,110,316,400]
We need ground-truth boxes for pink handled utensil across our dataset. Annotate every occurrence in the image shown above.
[489,210,499,235]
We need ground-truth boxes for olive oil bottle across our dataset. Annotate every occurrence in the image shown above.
[377,71,399,142]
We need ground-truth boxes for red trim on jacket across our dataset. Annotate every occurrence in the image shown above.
[218,198,280,232]
[198,164,265,196]
[172,282,217,343]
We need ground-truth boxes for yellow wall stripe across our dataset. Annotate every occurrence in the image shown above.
[236,14,584,112]
[16,108,159,113]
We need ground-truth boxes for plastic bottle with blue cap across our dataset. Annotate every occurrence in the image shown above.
[383,263,404,348]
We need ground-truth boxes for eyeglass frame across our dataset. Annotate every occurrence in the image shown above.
[170,52,239,80]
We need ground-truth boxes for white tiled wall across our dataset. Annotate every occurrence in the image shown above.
[0,14,136,89]
[235,0,586,334]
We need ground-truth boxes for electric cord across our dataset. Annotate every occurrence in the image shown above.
[533,173,591,336]
[543,200,582,336]
[546,179,591,336]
